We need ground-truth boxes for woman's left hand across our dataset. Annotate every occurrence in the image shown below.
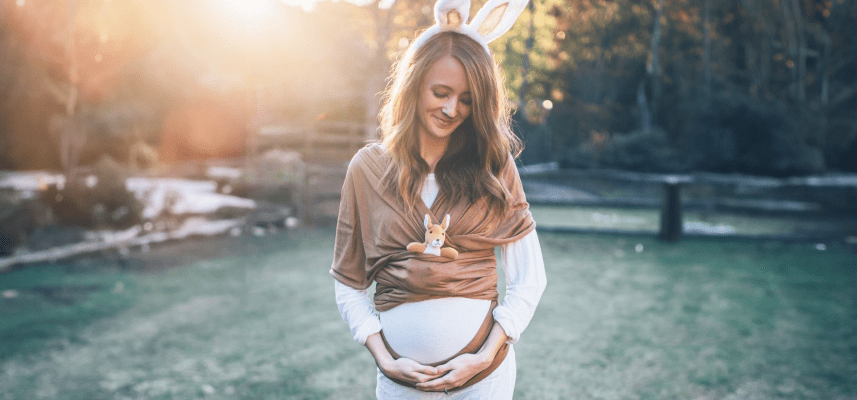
[413,352,491,392]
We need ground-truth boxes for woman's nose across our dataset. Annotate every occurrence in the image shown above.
[442,99,457,118]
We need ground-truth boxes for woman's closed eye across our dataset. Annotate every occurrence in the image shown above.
[433,91,471,106]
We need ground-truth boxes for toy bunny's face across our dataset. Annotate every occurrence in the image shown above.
[423,214,451,248]
[425,225,446,247]
[408,214,458,259]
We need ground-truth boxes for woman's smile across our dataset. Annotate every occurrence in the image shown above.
[433,114,457,128]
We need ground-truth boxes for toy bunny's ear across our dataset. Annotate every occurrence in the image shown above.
[441,214,451,230]
[435,0,471,29]
[469,0,529,43]
[424,214,431,229]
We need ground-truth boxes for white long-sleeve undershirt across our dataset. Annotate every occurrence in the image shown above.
[334,173,547,345]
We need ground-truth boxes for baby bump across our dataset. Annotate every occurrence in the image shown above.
[379,297,491,365]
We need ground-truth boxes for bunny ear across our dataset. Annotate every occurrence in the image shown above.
[424,214,431,229]
[468,0,529,43]
[434,0,471,30]
[441,214,451,230]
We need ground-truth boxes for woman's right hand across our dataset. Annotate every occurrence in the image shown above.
[365,332,442,384]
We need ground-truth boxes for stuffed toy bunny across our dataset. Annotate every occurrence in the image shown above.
[407,214,459,259]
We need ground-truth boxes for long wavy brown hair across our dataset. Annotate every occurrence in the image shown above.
[378,31,522,220]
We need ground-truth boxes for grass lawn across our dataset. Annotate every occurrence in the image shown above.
[529,205,854,236]
[1,227,855,399]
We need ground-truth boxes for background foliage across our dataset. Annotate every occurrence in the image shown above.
[1,0,856,175]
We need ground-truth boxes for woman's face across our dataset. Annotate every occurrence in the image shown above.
[416,55,472,143]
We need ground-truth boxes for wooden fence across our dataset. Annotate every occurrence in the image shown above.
[520,164,857,242]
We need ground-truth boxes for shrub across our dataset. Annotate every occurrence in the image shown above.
[0,200,52,256]
[562,128,686,172]
[681,96,825,176]
[513,112,555,165]
[44,156,142,229]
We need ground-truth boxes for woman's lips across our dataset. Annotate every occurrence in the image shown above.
[434,115,455,128]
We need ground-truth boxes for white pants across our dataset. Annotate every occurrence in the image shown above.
[375,346,516,400]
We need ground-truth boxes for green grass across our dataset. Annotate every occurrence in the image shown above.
[530,206,661,232]
[530,205,853,236]
[517,235,856,399]
[1,228,855,399]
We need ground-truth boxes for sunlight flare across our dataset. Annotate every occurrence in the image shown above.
[221,0,273,20]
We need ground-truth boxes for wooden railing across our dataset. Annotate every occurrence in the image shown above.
[520,164,857,242]
[257,121,368,162]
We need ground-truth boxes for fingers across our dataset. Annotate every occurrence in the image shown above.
[415,375,454,392]
[415,364,460,391]
[410,372,440,384]
[400,358,439,376]
[414,364,440,377]
[434,363,455,374]
[414,355,484,391]
[407,367,443,384]
[388,358,443,384]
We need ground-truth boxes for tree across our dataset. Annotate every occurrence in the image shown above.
[2,0,149,171]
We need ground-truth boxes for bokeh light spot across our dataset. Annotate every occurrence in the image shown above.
[542,100,553,110]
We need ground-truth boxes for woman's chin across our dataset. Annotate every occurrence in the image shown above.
[436,130,455,139]
[424,129,454,141]
[429,124,458,139]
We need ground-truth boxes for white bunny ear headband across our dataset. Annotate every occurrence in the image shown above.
[410,0,531,55]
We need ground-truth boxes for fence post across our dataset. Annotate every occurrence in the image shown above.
[300,167,313,226]
[659,177,683,242]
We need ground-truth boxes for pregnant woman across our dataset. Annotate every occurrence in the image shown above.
[331,0,546,397]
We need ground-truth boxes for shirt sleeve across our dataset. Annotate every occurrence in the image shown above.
[334,280,383,345]
[493,229,547,344]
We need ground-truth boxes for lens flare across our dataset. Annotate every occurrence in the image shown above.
[221,0,272,21]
